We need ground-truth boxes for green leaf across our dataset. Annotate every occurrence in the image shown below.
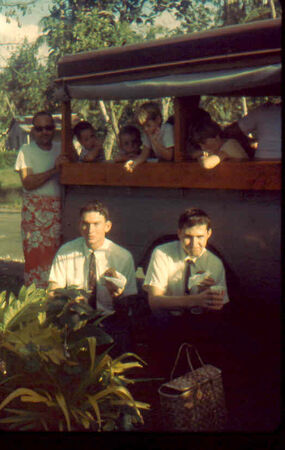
[87,337,96,373]
[87,395,101,430]
[55,392,71,431]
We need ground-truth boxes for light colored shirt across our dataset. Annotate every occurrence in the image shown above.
[144,240,229,303]
[15,141,61,197]
[142,123,174,159]
[220,138,248,159]
[238,103,281,159]
[79,147,105,162]
[49,237,137,313]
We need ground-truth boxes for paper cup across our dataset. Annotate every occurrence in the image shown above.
[210,285,226,302]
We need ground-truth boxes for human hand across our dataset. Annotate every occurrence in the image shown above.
[55,154,70,170]
[124,160,135,173]
[149,128,161,147]
[103,268,125,298]
[196,288,224,311]
[198,276,216,291]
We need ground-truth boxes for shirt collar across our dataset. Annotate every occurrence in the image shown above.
[180,243,207,263]
[82,237,110,257]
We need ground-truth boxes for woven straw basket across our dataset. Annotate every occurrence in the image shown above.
[158,343,227,432]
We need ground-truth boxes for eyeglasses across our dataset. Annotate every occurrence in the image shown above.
[33,125,55,132]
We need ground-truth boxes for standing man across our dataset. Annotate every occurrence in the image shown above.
[48,200,137,352]
[15,111,66,288]
[143,208,230,374]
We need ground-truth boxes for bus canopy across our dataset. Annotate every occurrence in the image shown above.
[55,18,281,100]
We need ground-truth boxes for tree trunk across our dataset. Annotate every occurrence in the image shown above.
[269,0,277,19]
[103,125,116,160]
[161,97,171,122]
[241,97,248,116]
[98,100,119,160]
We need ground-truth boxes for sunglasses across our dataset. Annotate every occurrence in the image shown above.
[34,125,55,132]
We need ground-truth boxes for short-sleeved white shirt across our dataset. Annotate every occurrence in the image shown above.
[238,103,281,159]
[49,237,138,313]
[144,241,229,304]
[142,123,174,159]
[15,141,61,197]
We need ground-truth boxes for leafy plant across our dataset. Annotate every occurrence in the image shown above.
[0,285,150,431]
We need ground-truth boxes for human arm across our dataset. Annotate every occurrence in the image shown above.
[198,152,225,169]
[80,138,104,162]
[147,285,225,312]
[198,138,248,169]
[223,121,256,159]
[103,250,137,301]
[114,152,129,163]
[124,145,151,172]
[47,254,68,298]
[18,166,59,191]
[103,268,125,298]
[148,129,174,161]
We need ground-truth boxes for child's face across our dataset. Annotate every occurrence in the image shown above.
[120,133,140,155]
[142,116,161,136]
[199,135,222,153]
[78,128,97,151]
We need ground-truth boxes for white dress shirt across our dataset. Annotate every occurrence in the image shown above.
[49,237,137,313]
[144,240,229,303]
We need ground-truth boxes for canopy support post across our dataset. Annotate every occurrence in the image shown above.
[61,99,72,158]
[174,96,200,161]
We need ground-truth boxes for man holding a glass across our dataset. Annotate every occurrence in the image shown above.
[143,207,230,375]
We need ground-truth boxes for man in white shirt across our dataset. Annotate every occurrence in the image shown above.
[144,208,230,375]
[15,111,67,288]
[144,208,228,313]
[48,200,137,353]
[238,102,281,159]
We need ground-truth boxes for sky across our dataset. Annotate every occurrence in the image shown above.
[0,0,180,69]
[0,0,52,68]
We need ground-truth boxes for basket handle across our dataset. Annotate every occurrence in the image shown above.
[170,343,204,381]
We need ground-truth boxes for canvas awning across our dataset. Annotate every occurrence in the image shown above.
[54,63,281,100]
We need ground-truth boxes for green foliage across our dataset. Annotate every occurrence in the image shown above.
[0,168,22,210]
[1,0,281,150]
[0,152,18,169]
[0,39,48,116]
[0,285,150,431]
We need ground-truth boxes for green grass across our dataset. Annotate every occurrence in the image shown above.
[0,168,22,209]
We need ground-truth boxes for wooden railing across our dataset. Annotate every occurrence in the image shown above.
[60,160,281,191]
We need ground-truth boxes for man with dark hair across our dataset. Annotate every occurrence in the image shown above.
[48,200,138,354]
[48,200,137,310]
[73,120,104,162]
[143,207,230,375]
[144,208,228,313]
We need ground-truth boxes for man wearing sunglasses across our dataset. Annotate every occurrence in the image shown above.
[15,111,67,288]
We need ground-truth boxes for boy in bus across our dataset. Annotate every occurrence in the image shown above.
[191,120,248,169]
[114,125,142,162]
[73,121,105,162]
[124,101,174,172]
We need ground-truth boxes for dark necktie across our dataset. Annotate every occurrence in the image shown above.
[184,259,192,294]
[88,252,97,309]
